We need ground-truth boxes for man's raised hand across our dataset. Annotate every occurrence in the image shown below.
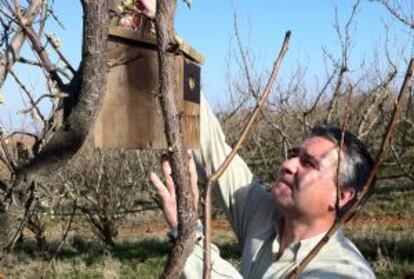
[149,150,199,229]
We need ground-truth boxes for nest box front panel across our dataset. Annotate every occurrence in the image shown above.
[95,28,201,150]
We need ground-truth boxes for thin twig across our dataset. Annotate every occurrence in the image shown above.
[0,3,14,21]
[17,56,44,67]
[47,7,66,30]
[45,33,76,75]
[357,68,397,137]
[19,93,68,115]
[0,130,17,173]
[260,113,292,149]
[325,0,360,123]
[4,181,36,253]
[6,2,65,90]
[377,0,414,29]
[9,68,47,124]
[303,67,338,117]
[233,12,257,99]
[43,200,76,276]
[287,58,414,278]
[203,31,291,279]
[390,144,414,180]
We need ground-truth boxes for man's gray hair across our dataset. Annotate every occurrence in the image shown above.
[309,125,375,213]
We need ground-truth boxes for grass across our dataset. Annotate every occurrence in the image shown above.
[2,223,413,278]
[1,179,413,278]
[3,235,233,278]
[346,178,414,278]
[2,236,170,279]
[346,227,414,278]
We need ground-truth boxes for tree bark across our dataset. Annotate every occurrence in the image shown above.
[0,0,112,255]
[155,1,197,278]
[16,0,111,182]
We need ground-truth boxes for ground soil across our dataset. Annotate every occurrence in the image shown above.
[118,213,414,238]
[347,213,413,228]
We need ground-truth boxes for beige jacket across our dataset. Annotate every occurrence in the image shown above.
[185,95,375,278]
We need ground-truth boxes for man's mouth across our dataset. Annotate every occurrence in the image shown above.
[278,179,293,190]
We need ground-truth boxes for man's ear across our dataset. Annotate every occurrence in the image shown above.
[339,187,355,208]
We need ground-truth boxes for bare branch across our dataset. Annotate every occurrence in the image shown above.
[9,68,47,125]
[47,6,66,30]
[19,93,68,115]
[0,0,43,87]
[17,56,43,67]
[377,0,414,29]
[45,33,76,75]
[16,56,72,80]
[203,31,291,279]
[43,200,76,274]
[325,1,361,123]
[4,181,36,252]
[233,12,257,98]
[155,0,198,277]
[357,68,397,137]
[0,130,17,173]
[16,24,65,89]
[390,144,414,180]
[0,145,15,174]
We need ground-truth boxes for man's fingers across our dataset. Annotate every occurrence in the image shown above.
[138,0,156,17]
[149,171,177,229]
[149,172,169,198]
[161,154,175,194]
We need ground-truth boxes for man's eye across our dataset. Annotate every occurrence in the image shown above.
[302,159,314,168]
[300,157,316,168]
[287,148,299,158]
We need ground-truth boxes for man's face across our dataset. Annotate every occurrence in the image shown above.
[271,136,340,221]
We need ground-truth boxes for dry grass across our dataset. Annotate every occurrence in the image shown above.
[1,177,413,278]
[0,212,412,278]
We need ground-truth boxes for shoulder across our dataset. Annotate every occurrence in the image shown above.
[302,231,376,278]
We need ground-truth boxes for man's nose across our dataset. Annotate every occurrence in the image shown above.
[280,157,298,175]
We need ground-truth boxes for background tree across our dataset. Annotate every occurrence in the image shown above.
[0,0,112,255]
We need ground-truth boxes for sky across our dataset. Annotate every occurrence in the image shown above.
[1,0,413,131]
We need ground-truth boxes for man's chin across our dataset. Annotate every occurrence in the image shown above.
[272,182,293,198]
[273,199,294,216]
[272,189,293,210]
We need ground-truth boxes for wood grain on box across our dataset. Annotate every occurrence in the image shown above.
[94,26,203,149]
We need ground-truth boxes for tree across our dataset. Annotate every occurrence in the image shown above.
[0,0,112,255]
[154,0,198,277]
[0,1,198,276]
[0,1,412,278]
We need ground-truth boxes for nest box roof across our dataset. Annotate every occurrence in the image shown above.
[108,26,205,65]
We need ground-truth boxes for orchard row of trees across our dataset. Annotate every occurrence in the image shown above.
[0,0,412,277]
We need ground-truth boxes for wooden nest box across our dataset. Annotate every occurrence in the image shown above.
[94,26,204,149]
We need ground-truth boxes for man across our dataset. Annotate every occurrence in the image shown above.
[150,95,376,278]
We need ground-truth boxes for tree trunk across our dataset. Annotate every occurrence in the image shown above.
[0,0,112,255]
[17,0,111,181]
[155,1,197,278]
